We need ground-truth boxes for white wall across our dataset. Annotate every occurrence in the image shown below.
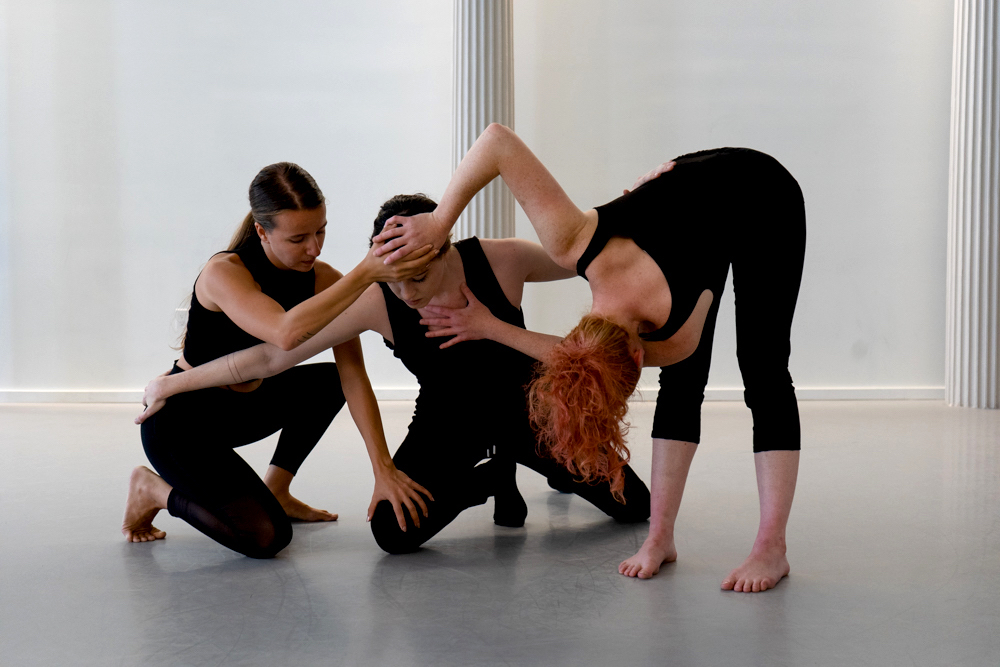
[0,0,453,397]
[513,0,953,398]
[0,1,954,399]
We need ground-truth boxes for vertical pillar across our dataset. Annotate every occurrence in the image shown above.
[453,0,514,240]
[946,0,1000,408]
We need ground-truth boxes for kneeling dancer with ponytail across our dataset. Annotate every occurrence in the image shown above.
[123,163,435,558]
[375,124,805,592]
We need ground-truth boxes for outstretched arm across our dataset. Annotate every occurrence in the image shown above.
[374,124,595,270]
[202,241,436,351]
[420,284,563,363]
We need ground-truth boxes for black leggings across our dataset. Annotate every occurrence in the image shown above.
[652,158,806,451]
[140,362,345,558]
[370,417,651,554]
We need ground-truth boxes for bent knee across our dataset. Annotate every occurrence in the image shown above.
[244,519,292,559]
[370,502,421,555]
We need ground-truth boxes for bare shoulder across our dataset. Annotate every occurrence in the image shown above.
[198,252,254,290]
[479,237,535,262]
[313,260,343,292]
[195,252,255,310]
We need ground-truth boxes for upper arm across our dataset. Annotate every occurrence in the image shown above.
[196,256,290,347]
[484,124,597,268]
[480,239,577,309]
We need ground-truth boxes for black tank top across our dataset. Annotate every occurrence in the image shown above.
[183,238,316,367]
[379,238,536,433]
[576,147,760,342]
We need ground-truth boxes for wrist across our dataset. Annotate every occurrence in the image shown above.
[156,376,179,400]
[346,260,379,287]
[372,456,396,476]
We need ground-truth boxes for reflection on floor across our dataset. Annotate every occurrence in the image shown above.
[1,400,998,666]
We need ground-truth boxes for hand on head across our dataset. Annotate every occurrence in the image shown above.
[363,237,438,283]
[372,211,450,265]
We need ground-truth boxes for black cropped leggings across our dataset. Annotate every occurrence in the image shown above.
[371,415,651,554]
[140,362,345,558]
[652,157,806,452]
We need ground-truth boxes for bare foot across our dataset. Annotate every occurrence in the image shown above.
[721,544,790,592]
[619,535,677,579]
[273,491,338,522]
[122,466,169,543]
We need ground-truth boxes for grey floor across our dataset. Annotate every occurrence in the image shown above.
[1,400,999,667]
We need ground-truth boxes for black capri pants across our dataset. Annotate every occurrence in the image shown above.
[652,155,806,452]
[140,362,345,558]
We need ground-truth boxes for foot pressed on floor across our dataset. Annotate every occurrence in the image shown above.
[272,491,338,522]
[619,535,677,579]
[493,487,527,527]
[122,465,169,543]
[721,543,790,593]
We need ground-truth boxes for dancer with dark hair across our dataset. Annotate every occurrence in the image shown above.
[137,193,651,554]
[374,125,805,592]
[122,163,437,558]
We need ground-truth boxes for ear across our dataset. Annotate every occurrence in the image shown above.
[630,344,645,369]
[254,221,268,245]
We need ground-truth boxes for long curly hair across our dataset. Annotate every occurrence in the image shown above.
[528,315,641,502]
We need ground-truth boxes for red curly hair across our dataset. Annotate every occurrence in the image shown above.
[528,315,641,502]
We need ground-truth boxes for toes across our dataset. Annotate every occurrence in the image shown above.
[721,577,735,591]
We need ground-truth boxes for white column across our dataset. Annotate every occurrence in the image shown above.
[453,0,514,240]
[946,0,1000,408]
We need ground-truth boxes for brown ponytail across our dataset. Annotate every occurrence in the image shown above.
[228,212,258,252]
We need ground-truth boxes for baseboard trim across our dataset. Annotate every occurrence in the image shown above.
[0,386,946,404]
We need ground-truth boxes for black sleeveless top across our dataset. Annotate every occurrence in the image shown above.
[379,238,536,433]
[576,147,757,342]
[183,238,316,367]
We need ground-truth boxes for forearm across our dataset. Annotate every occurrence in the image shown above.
[161,345,278,398]
[489,321,563,363]
[339,373,395,473]
[276,265,374,350]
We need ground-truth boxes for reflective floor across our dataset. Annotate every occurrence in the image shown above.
[1,400,999,666]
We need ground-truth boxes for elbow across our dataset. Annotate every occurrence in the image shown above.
[275,325,309,352]
[483,122,512,142]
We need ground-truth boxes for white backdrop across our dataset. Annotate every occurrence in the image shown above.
[0,0,953,400]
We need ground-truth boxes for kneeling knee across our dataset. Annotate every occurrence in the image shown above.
[245,520,292,559]
[370,502,421,555]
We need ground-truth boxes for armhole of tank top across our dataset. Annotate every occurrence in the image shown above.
[376,282,402,350]
[576,207,612,278]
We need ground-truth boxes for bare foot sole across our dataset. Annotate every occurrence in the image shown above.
[122,466,168,543]
[275,493,338,522]
[721,549,790,593]
[619,538,677,579]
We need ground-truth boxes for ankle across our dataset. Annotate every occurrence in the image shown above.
[645,526,675,548]
[752,533,787,554]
